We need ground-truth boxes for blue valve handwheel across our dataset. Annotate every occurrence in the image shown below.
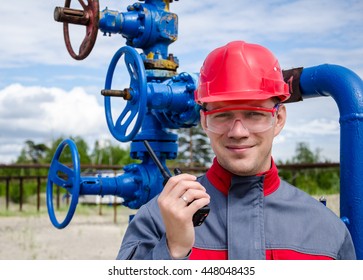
[46,139,81,229]
[104,46,147,142]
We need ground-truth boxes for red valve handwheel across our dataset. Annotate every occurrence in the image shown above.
[63,0,99,60]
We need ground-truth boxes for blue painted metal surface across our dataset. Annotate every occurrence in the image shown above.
[99,0,177,55]
[47,43,200,226]
[300,64,363,259]
[48,0,194,228]
[99,0,179,78]
[47,139,81,229]
[104,46,148,142]
[47,136,166,229]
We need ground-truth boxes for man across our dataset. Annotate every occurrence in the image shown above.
[117,41,356,260]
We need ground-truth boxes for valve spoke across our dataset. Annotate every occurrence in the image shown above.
[115,102,138,135]
[78,0,88,10]
[49,160,74,187]
[126,61,139,83]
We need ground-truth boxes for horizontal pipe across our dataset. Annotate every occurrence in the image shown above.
[300,64,363,116]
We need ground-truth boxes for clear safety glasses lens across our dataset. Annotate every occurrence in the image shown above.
[204,104,280,134]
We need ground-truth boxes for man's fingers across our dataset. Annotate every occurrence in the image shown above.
[160,174,205,199]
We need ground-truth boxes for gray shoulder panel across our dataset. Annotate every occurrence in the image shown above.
[264,180,356,259]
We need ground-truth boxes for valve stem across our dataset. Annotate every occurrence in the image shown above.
[101,88,132,100]
[54,7,89,25]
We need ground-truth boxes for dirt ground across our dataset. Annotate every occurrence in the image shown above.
[0,194,339,260]
[0,203,136,260]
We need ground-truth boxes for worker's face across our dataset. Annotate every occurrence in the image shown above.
[200,98,286,176]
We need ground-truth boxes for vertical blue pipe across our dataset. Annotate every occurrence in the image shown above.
[299,64,363,259]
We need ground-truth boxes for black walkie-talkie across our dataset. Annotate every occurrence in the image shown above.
[143,140,210,227]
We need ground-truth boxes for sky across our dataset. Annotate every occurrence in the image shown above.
[0,0,362,164]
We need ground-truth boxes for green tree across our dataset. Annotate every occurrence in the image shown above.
[278,142,339,195]
[176,125,213,167]
[45,136,91,164]
[90,140,135,165]
[291,142,322,163]
[16,140,49,164]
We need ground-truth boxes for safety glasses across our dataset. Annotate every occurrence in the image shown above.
[203,103,281,134]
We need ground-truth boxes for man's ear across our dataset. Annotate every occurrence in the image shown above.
[274,104,286,137]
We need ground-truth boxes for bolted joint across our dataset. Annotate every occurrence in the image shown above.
[138,11,145,19]
[133,2,143,11]
[186,83,196,92]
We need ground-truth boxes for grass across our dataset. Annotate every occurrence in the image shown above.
[0,193,128,218]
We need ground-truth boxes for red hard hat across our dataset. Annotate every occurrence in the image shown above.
[194,41,290,104]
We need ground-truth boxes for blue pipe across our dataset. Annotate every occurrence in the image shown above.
[79,160,164,209]
[299,64,363,259]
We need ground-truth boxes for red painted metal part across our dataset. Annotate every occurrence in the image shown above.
[56,0,100,60]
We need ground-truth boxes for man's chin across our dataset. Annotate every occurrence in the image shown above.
[222,161,257,176]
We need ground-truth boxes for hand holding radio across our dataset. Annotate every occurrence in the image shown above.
[143,140,210,258]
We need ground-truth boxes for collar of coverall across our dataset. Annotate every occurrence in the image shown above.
[206,157,280,196]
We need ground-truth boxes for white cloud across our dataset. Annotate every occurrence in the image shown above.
[286,119,339,136]
[0,0,362,164]
[0,84,114,163]
[2,0,362,71]
[273,97,341,162]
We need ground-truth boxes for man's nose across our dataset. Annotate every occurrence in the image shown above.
[227,119,250,137]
